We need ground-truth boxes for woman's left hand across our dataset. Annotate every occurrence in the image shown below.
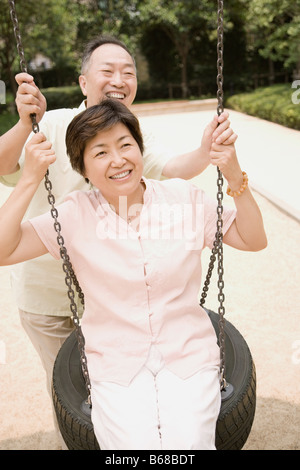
[23,132,56,185]
[210,141,244,192]
[211,111,238,145]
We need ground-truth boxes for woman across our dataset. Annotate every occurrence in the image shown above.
[0,100,267,450]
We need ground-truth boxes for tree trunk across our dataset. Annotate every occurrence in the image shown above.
[268,58,275,85]
[180,52,189,98]
[177,34,190,99]
[293,59,300,80]
[163,28,190,99]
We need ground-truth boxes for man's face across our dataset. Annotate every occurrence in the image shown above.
[79,44,137,108]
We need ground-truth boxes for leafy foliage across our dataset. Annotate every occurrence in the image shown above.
[0,0,299,102]
[245,0,300,70]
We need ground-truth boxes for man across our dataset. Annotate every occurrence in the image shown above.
[0,35,236,446]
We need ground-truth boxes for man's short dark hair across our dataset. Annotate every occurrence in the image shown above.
[81,35,136,73]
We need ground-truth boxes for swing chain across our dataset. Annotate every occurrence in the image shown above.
[8,0,39,134]
[216,0,224,117]
[44,174,91,402]
[8,0,92,404]
[200,0,227,391]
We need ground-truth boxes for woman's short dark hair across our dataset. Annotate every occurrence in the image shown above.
[66,99,144,178]
[81,35,136,74]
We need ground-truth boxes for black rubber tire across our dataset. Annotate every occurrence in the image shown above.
[52,310,256,450]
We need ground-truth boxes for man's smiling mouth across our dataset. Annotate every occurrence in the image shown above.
[106,92,125,100]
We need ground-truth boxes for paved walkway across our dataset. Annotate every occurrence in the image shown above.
[0,101,299,450]
[133,99,300,221]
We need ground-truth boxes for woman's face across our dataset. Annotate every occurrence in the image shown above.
[83,123,144,208]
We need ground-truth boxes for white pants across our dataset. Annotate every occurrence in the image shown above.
[91,345,221,450]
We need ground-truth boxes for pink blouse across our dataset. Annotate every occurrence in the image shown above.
[30,178,236,385]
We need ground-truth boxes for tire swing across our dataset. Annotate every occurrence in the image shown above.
[9,0,256,451]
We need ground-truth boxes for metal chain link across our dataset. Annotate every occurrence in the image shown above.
[200,0,227,390]
[8,0,92,404]
[8,0,40,134]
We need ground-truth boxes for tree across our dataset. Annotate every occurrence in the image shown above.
[0,0,24,94]
[0,0,80,91]
[246,0,300,76]
[74,0,141,57]
[137,0,234,98]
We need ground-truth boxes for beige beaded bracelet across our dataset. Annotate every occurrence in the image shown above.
[226,171,248,197]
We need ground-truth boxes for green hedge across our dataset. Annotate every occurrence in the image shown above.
[0,112,19,135]
[226,84,300,131]
[2,83,300,135]
[41,85,85,110]
[0,86,84,134]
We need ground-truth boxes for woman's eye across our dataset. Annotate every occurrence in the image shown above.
[95,151,106,158]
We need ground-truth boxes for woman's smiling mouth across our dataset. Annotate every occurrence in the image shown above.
[109,169,132,180]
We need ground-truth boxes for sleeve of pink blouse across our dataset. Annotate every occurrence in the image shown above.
[190,184,237,250]
[28,199,76,260]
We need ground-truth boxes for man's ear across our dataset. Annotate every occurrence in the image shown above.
[79,75,87,97]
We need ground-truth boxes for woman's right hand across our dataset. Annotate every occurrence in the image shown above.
[23,132,56,185]
[15,73,47,128]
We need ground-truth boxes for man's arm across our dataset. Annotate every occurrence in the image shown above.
[0,73,46,176]
[0,121,32,175]
[161,111,237,180]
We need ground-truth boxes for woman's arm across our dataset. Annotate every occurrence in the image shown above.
[223,185,267,252]
[0,132,55,265]
[210,141,267,252]
[162,111,237,179]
